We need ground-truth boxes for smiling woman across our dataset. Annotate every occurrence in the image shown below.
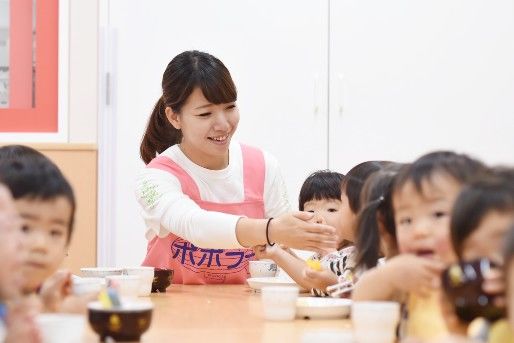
[135,50,337,285]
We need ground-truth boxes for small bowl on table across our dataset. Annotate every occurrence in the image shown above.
[88,301,154,342]
[152,268,174,293]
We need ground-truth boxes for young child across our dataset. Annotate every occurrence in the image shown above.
[351,151,486,341]
[255,162,387,296]
[353,163,403,271]
[0,184,41,342]
[0,145,88,313]
[446,175,514,342]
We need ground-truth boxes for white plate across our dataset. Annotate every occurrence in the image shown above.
[246,277,297,290]
[296,297,352,319]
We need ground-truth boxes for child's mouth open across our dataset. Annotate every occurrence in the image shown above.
[415,249,436,259]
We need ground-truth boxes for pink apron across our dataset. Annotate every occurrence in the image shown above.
[141,144,265,284]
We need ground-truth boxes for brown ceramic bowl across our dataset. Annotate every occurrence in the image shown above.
[88,301,153,342]
[441,258,505,322]
[152,268,174,293]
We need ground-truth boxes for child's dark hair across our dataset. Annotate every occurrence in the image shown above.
[341,161,392,214]
[355,163,403,270]
[394,151,486,196]
[140,50,237,164]
[451,176,514,258]
[503,224,514,269]
[0,145,76,243]
[299,170,344,211]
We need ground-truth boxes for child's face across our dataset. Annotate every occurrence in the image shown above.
[461,210,514,262]
[393,172,462,264]
[16,196,72,292]
[0,186,25,299]
[304,198,347,245]
[339,193,357,241]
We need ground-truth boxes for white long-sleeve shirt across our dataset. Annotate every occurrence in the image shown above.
[135,142,292,249]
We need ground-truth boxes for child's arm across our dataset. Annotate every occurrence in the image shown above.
[352,254,444,301]
[254,245,317,291]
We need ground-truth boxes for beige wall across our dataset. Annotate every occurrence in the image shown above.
[68,0,98,143]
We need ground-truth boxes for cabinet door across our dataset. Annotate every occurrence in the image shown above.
[329,0,514,173]
[105,0,328,265]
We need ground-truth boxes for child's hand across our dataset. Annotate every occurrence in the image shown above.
[39,270,72,312]
[384,254,445,296]
[482,266,506,307]
[303,268,338,292]
[5,298,42,343]
[253,244,281,260]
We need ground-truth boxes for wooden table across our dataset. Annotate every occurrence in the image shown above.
[83,285,352,342]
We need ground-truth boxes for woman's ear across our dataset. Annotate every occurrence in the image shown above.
[165,107,181,130]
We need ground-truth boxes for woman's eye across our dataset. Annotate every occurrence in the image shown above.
[399,218,411,226]
[226,104,236,110]
[197,112,211,117]
[328,208,339,213]
[306,210,315,213]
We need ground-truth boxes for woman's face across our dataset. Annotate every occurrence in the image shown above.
[166,87,239,170]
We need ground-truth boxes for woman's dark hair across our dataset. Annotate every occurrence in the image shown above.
[341,161,392,214]
[0,145,76,243]
[355,163,403,270]
[394,151,487,196]
[140,50,237,164]
[451,176,514,258]
[298,170,344,211]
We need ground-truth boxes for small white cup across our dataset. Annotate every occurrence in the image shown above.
[36,313,86,343]
[123,266,154,296]
[352,301,400,343]
[261,286,299,321]
[105,274,141,298]
[249,260,278,278]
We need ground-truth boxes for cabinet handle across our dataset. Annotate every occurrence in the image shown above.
[338,73,344,115]
[313,73,321,114]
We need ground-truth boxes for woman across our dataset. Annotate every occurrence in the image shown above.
[136,50,337,284]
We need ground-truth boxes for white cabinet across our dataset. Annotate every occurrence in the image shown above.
[103,0,329,266]
[328,0,514,172]
[101,0,514,266]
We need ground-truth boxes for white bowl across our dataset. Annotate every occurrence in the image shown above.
[249,260,277,278]
[296,297,352,319]
[80,267,123,278]
[105,275,141,298]
[36,313,86,343]
[123,266,154,296]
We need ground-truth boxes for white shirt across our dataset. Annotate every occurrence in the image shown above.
[135,141,291,249]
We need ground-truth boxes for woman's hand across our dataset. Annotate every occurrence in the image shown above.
[268,212,338,254]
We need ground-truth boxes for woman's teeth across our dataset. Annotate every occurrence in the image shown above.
[210,135,228,142]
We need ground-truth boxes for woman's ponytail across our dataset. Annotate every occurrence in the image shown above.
[140,97,182,164]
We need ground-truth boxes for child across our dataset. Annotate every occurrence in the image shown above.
[446,176,514,342]
[353,163,403,271]
[255,162,387,296]
[0,145,88,313]
[352,151,486,341]
[0,184,41,342]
